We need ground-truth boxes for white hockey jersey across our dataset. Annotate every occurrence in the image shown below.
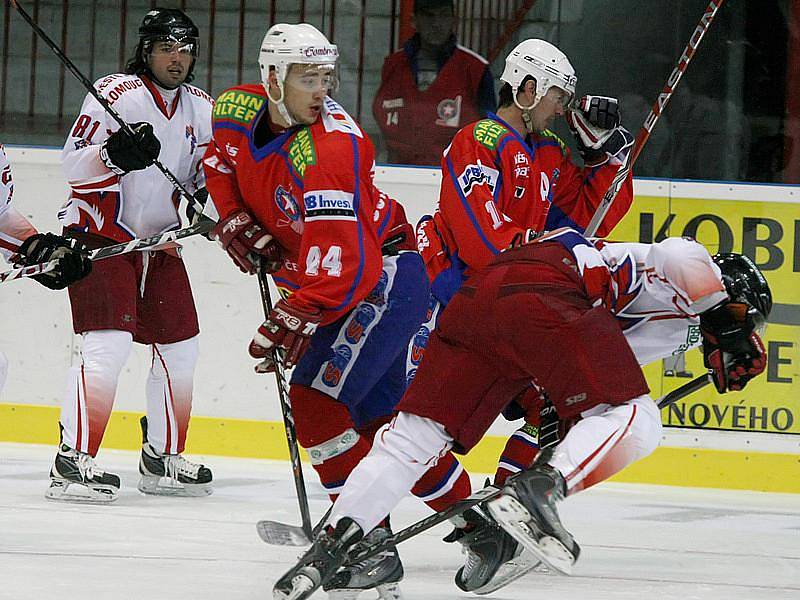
[0,145,37,261]
[60,73,213,242]
[540,228,729,365]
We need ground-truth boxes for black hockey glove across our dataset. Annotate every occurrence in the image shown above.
[566,95,633,166]
[185,187,215,239]
[100,122,161,174]
[17,233,92,290]
[700,301,767,393]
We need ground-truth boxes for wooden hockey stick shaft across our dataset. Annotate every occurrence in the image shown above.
[8,0,205,216]
[0,219,214,285]
[256,266,314,540]
[583,0,726,237]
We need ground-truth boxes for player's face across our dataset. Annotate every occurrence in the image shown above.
[146,39,195,89]
[414,7,456,48]
[283,64,336,125]
[530,86,570,133]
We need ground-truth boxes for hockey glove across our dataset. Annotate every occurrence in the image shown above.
[184,187,215,239]
[210,210,282,274]
[17,233,92,290]
[100,122,161,174]
[566,95,633,166]
[249,299,322,370]
[700,301,767,393]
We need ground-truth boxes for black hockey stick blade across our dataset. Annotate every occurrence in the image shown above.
[657,372,712,409]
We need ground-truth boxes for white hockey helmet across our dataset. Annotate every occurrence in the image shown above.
[259,23,338,110]
[501,39,577,110]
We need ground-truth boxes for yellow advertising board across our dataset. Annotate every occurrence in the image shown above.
[616,181,800,435]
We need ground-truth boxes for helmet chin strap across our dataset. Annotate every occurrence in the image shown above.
[266,82,298,127]
[513,92,539,135]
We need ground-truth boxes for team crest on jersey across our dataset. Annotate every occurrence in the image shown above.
[607,251,643,316]
[473,119,508,150]
[344,305,377,344]
[435,95,462,128]
[322,345,353,388]
[185,125,197,154]
[459,163,499,196]
[274,185,300,222]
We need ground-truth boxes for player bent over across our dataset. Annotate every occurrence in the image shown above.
[48,8,214,503]
[203,23,471,599]
[273,228,770,599]
[0,144,91,393]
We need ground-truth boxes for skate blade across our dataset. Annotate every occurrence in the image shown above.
[326,582,403,600]
[487,495,574,576]
[257,520,312,546]
[138,475,212,497]
[471,549,547,595]
[45,479,118,504]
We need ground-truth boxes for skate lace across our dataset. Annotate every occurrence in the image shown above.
[163,454,201,480]
[75,453,97,481]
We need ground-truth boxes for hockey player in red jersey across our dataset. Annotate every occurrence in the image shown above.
[49,8,214,504]
[203,23,471,599]
[0,144,91,394]
[273,229,771,599]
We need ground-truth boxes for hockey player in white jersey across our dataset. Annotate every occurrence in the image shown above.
[272,228,770,599]
[48,8,214,503]
[0,144,91,393]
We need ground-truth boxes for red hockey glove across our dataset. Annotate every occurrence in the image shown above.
[248,299,322,370]
[700,301,767,393]
[210,210,282,275]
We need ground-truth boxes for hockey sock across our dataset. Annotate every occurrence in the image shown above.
[494,421,540,486]
[412,450,471,512]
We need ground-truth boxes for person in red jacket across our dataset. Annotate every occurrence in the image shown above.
[408,37,637,591]
[202,22,472,598]
[372,0,496,165]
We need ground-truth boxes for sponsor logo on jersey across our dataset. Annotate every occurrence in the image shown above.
[382,97,404,110]
[322,344,353,388]
[274,185,301,223]
[458,163,499,196]
[213,90,265,124]
[73,139,91,150]
[344,304,377,344]
[104,78,144,104]
[185,125,197,154]
[303,190,356,222]
[565,392,588,406]
[673,324,702,354]
[288,127,317,177]
[410,326,430,366]
[436,95,462,128]
[364,270,389,306]
[473,119,508,150]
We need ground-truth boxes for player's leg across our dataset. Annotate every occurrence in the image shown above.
[136,251,210,496]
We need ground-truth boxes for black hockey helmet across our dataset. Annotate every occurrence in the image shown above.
[126,8,199,83]
[712,253,773,326]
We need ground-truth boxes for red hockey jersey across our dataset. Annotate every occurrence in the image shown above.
[373,44,488,166]
[204,85,413,325]
[417,113,634,303]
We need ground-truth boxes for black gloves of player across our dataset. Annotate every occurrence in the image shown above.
[17,233,92,290]
[184,187,216,239]
[700,301,767,393]
[100,122,161,174]
[566,95,634,166]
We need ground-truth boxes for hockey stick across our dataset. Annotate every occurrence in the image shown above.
[8,0,205,216]
[255,265,314,542]
[256,505,332,547]
[0,219,214,285]
[583,0,726,237]
[343,375,712,565]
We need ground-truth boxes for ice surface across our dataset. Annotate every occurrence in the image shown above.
[1,442,798,600]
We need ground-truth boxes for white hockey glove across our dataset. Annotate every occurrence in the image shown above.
[566,95,633,166]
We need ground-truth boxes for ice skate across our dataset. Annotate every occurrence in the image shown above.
[324,525,404,600]
[138,416,212,497]
[45,442,120,504]
[445,506,543,594]
[487,461,579,575]
[273,518,364,600]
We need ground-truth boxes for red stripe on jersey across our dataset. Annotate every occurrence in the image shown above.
[70,174,119,191]
[141,75,182,120]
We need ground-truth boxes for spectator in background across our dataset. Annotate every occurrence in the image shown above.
[373,0,496,166]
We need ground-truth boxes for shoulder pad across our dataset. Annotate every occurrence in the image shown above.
[540,129,568,155]
[472,119,509,151]
[213,86,267,126]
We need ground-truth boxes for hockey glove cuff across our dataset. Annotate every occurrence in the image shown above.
[566,96,632,166]
[210,210,282,274]
[249,299,322,370]
[100,122,161,175]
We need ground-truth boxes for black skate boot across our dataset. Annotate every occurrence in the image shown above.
[487,455,579,575]
[273,518,364,600]
[324,524,404,599]
[445,506,544,594]
[45,425,120,504]
[138,416,212,497]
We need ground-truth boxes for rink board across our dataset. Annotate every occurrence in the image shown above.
[1,150,799,494]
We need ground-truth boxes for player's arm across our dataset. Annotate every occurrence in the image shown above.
[547,96,635,236]
[62,84,159,192]
[439,129,527,270]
